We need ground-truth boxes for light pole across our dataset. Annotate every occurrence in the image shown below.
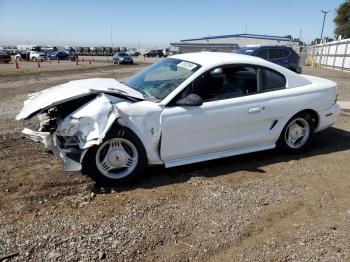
[320,10,329,42]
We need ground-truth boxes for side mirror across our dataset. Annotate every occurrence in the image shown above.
[175,94,203,106]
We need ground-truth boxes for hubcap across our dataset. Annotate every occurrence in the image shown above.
[107,149,127,168]
[285,118,310,149]
[96,138,138,179]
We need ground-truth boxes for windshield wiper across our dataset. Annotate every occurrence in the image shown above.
[106,89,145,101]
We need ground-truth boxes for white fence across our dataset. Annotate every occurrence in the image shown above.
[308,38,350,71]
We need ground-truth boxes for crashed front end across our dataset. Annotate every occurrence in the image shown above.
[16,78,147,172]
[22,93,125,171]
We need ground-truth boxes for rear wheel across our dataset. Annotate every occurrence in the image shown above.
[82,127,147,185]
[277,113,315,153]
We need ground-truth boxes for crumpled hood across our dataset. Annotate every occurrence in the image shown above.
[16,78,144,120]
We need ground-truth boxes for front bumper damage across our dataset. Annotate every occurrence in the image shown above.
[21,93,124,171]
[22,127,87,171]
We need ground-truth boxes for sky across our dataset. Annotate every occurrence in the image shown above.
[0,0,345,48]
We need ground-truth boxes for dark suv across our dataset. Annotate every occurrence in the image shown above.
[144,49,164,58]
[235,46,301,73]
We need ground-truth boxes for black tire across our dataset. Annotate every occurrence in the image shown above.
[32,57,37,62]
[277,112,315,154]
[82,127,148,186]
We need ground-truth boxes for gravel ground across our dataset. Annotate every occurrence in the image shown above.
[0,64,349,261]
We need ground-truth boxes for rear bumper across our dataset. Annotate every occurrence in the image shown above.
[315,103,341,132]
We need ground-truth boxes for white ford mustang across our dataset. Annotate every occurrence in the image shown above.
[17,52,340,184]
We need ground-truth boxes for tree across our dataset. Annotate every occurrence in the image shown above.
[79,47,84,54]
[310,37,334,45]
[84,47,91,54]
[334,0,350,38]
[293,38,306,46]
[107,47,113,55]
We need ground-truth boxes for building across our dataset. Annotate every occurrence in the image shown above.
[171,33,299,53]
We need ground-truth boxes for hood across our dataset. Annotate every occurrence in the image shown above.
[16,78,144,120]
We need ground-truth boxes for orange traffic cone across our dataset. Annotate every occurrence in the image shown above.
[57,58,60,63]
[89,60,91,64]
[37,61,41,68]
[107,58,109,63]
[76,58,79,65]
[15,60,20,69]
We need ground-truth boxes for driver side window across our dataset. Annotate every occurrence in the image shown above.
[178,65,258,102]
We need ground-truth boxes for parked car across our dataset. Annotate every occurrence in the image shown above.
[112,52,133,64]
[48,50,69,60]
[16,52,340,185]
[31,51,47,61]
[144,49,164,57]
[15,51,29,61]
[126,50,140,57]
[235,46,302,73]
[15,51,47,62]
[162,48,170,57]
[0,51,11,63]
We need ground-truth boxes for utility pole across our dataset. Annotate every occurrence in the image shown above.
[320,10,329,42]
[110,24,113,48]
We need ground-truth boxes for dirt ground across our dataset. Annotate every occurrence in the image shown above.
[0,63,349,262]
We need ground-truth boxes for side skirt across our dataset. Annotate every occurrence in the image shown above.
[164,144,276,168]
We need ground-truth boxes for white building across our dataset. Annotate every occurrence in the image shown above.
[171,33,300,53]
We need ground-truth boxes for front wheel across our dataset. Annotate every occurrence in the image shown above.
[82,128,147,185]
[277,113,315,153]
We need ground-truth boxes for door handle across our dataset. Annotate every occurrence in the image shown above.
[248,107,263,113]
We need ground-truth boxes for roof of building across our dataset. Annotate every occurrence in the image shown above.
[170,42,239,47]
[180,33,294,42]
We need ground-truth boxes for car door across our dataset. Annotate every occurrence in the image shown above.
[160,65,271,162]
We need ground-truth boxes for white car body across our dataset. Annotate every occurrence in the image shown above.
[30,51,47,61]
[15,51,47,61]
[17,52,340,172]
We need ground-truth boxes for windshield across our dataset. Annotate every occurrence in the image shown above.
[125,58,200,101]
[234,48,257,55]
[118,53,127,56]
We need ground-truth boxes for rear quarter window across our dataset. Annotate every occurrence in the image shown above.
[261,68,286,91]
